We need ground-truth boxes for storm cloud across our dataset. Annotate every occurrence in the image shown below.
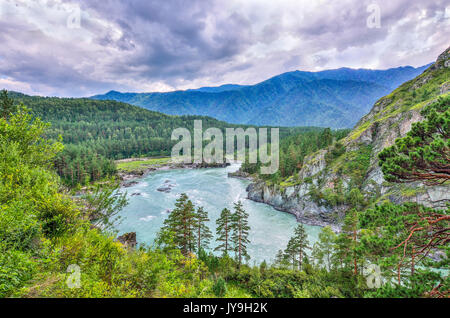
[0,0,448,97]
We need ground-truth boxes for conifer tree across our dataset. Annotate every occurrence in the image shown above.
[215,208,233,255]
[161,193,197,256]
[293,223,310,270]
[284,237,298,270]
[274,249,285,267]
[283,224,310,270]
[335,208,360,274]
[313,226,337,271]
[195,206,212,252]
[0,90,16,120]
[378,96,449,185]
[230,201,250,267]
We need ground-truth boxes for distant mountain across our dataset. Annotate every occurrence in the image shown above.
[91,65,430,128]
[186,84,247,93]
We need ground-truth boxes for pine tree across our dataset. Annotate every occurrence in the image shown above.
[314,226,337,271]
[378,95,449,185]
[274,249,285,267]
[0,90,16,120]
[161,193,197,256]
[293,223,310,270]
[283,224,310,270]
[215,208,232,255]
[230,201,250,267]
[336,208,360,274]
[284,237,298,270]
[195,206,212,252]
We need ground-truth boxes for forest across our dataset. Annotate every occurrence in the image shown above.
[0,90,447,298]
[7,91,333,187]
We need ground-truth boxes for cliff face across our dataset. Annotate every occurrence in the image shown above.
[246,46,450,228]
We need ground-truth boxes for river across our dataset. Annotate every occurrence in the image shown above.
[116,163,322,265]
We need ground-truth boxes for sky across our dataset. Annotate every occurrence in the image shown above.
[0,0,449,97]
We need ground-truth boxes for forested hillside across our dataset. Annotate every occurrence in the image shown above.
[0,81,447,299]
[92,65,428,128]
[6,92,330,186]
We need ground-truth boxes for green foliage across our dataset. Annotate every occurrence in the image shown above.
[312,226,337,271]
[242,127,350,183]
[230,201,251,267]
[1,86,447,298]
[160,193,197,256]
[82,180,129,231]
[379,96,450,185]
[9,91,317,186]
[215,208,232,255]
[0,244,36,297]
[338,145,372,187]
[325,141,346,163]
[212,277,227,297]
[195,206,213,252]
[283,224,310,270]
[0,89,17,120]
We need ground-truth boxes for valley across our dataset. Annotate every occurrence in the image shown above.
[0,46,448,299]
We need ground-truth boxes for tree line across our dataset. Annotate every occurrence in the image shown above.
[157,194,251,268]
[3,90,332,186]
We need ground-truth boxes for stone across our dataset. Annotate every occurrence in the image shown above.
[117,232,137,249]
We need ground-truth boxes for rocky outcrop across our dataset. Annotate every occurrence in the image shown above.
[117,232,137,249]
[246,181,343,231]
[245,46,450,229]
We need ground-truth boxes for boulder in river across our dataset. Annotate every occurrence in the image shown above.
[157,181,176,192]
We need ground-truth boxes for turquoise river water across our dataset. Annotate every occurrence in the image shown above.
[116,163,321,265]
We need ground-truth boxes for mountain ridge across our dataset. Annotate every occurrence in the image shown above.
[244,47,449,229]
[91,64,430,128]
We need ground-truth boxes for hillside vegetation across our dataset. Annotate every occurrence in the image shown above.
[92,65,428,128]
[8,92,325,187]
[0,89,447,298]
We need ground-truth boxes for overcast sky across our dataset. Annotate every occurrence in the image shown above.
[0,0,449,97]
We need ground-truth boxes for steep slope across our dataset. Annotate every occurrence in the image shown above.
[246,47,449,229]
[91,65,428,128]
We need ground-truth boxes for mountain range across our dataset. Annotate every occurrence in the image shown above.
[91,65,430,128]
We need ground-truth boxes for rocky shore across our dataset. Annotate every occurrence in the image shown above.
[228,168,343,231]
[245,179,344,232]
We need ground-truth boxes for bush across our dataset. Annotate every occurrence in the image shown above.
[212,277,227,297]
[0,246,36,297]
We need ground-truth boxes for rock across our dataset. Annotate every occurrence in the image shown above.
[117,232,137,249]
[298,149,327,180]
[228,170,251,179]
[131,192,141,196]
[122,180,139,188]
[157,185,172,192]
[427,250,446,262]
[157,181,176,193]
[246,179,343,231]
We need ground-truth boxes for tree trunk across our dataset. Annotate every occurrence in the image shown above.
[198,224,201,252]
[238,225,242,267]
[225,221,228,254]
[353,227,358,275]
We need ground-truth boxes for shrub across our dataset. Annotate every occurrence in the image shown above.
[212,277,227,297]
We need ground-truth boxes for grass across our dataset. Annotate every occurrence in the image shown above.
[116,157,171,172]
